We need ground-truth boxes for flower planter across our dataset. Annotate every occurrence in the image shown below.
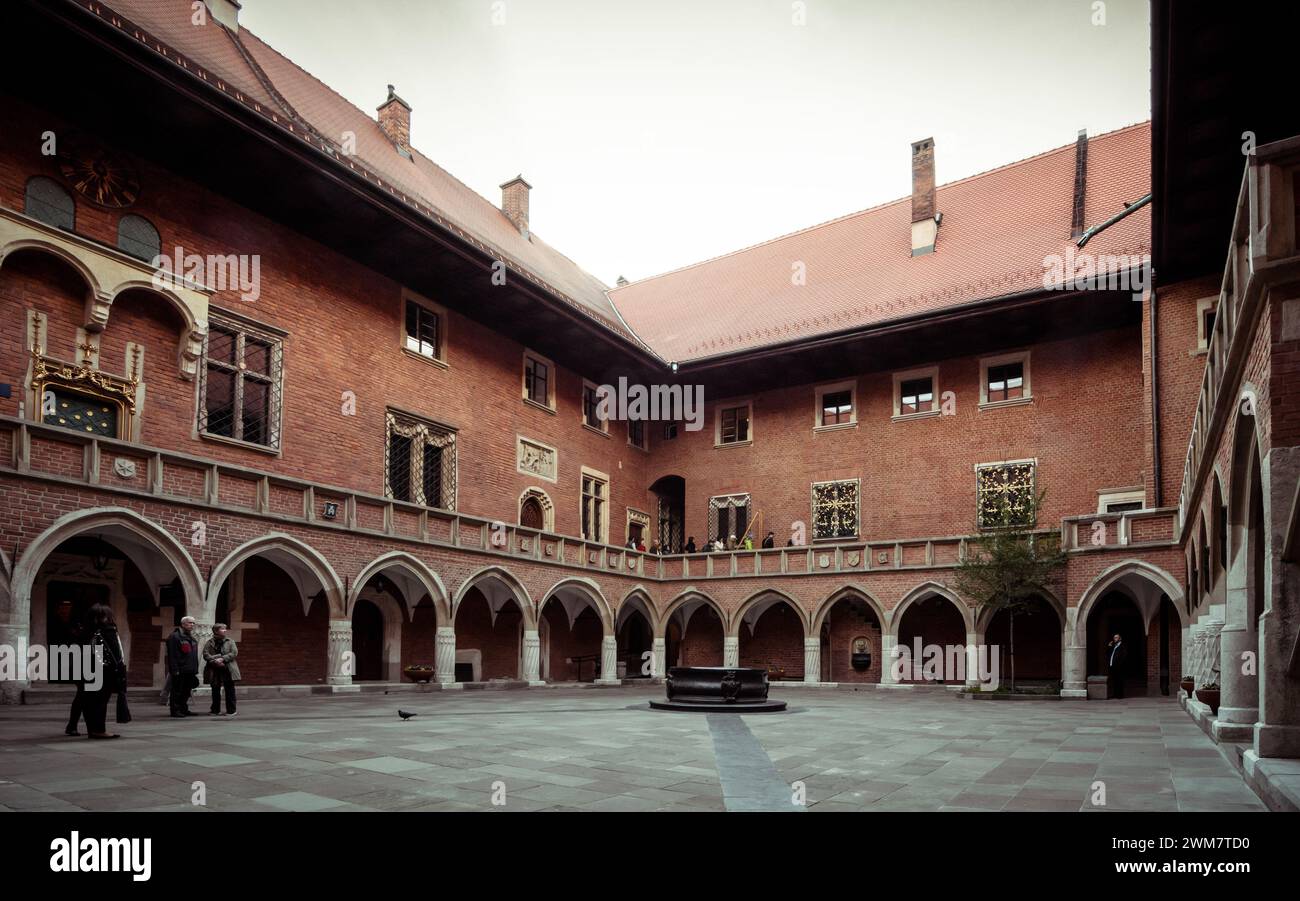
[1195,688,1220,715]
[1180,678,1194,699]
[404,665,436,684]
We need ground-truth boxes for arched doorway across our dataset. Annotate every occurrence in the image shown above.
[814,590,885,683]
[736,593,807,681]
[663,594,725,667]
[538,583,608,682]
[983,596,1063,687]
[351,599,385,681]
[895,591,968,684]
[453,571,532,682]
[1085,591,1146,696]
[520,496,545,529]
[650,475,686,554]
[617,592,656,679]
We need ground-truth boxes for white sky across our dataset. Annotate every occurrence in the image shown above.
[240,0,1150,286]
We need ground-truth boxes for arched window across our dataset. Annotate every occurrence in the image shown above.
[117,214,160,262]
[24,177,75,231]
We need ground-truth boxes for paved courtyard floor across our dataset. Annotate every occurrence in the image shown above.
[0,686,1266,812]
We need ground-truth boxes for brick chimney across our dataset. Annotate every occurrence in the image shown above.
[501,175,531,238]
[377,85,412,158]
[1071,129,1089,238]
[910,137,938,256]
[205,0,241,33]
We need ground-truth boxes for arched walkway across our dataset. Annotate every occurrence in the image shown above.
[892,583,972,684]
[616,589,658,679]
[1075,561,1185,698]
[538,579,612,682]
[660,590,726,668]
[734,590,808,681]
[452,567,534,682]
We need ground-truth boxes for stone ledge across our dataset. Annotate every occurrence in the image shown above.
[1241,751,1300,812]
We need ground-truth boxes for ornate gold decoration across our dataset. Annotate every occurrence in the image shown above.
[58,140,140,208]
[812,479,859,540]
[977,462,1035,528]
[32,347,139,417]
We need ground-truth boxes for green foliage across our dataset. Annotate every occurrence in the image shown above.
[954,488,1066,617]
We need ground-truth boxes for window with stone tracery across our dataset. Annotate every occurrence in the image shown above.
[385,409,457,509]
[812,479,859,540]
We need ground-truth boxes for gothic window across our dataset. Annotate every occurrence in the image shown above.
[812,479,860,540]
[117,214,160,262]
[581,471,608,542]
[25,177,75,231]
[708,494,752,544]
[198,316,283,450]
[976,461,1036,528]
[385,410,457,509]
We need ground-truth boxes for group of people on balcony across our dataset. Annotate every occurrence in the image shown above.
[624,530,781,556]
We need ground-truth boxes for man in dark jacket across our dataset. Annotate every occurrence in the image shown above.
[167,616,200,717]
[1106,633,1128,699]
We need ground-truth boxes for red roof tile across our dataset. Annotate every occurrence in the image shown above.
[608,123,1151,362]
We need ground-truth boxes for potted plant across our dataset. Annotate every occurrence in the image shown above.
[403,664,436,684]
[1180,675,1195,698]
[767,665,785,682]
[1195,682,1220,714]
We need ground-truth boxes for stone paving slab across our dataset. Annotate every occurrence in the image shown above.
[0,687,1268,812]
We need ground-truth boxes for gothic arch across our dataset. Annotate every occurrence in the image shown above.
[206,533,345,621]
[453,565,535,628]
[518,486,555,532]
[539,577,612,632]
[348,551,450,622]
[891,581,974,635]
[659,588,725,639]
[811,584,889,635]
[617,586,660,633]
[730,588,810,638]
[973,585,1066,633]
[1074,559,1186,643]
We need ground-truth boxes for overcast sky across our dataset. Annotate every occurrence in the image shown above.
[240,0,1150,286]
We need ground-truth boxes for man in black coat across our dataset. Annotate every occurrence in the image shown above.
[1106,633,1128,699]
[167,616,200,717]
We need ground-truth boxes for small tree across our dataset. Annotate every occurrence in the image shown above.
[953,489,1066,692]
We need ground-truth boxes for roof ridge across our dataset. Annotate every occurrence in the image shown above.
[609,120,1151,296]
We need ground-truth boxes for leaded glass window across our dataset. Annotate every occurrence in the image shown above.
[812,479,859,540]
[198,317,283,450]
[977,462,1035,528]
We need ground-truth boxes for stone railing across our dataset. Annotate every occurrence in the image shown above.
[1177,136,1300,532]
[1060,508,1178,550]
[0,415,1176,584]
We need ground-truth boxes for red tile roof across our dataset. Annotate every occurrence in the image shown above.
[92,2,1149,365]
[608,123,1151,362]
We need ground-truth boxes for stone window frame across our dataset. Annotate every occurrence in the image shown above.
[522,348,556,412]
[1097,487,1146,514]
[400,288,449,369]
[707,493,752,544]
[518,486,555,532]
[810,478,861,542]
[814,379,857,431]
[715,399,754,448]
[626,508,652,546]
[581,379,610,436]
[197,308,286,455]
[979,351,1032,409]
[580,466,610,544]
[1195,295,1218,354]
[892,366,940,420]
[384,407,458,510]
[975,458,1037,529]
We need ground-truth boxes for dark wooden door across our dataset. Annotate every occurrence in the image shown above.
[351,599,384,681]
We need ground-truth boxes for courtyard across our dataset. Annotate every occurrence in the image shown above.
[0,687,1265,813]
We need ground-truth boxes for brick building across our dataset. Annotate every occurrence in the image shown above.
[0,1,1296,773]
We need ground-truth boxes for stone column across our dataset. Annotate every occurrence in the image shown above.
[327,619,353,685]
[0,618,29,704]
[597,635,620,684]
[191,622,214,702]
[723,635,739,668]
[878,633,898,685]
[1217,622,1258,724]
[522,629,542,684]
[1060,608,1086,698]
[435,626,457,686]
[964,630,983,688]
[1256,603,1300,758]
[651,637,666,680]
[803,638,821,683]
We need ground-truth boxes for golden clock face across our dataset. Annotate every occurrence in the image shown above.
[58,142,139,208]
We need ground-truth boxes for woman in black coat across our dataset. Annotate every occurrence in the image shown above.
[82,604,127,740]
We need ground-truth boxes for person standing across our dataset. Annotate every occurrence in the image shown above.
[1106,633,1128,699]
[685,536,697,554]
[167,616,200,717]
[59,601,86,736]
[82,604,126,740]
[203,624,240,717]
[762,531,775,549]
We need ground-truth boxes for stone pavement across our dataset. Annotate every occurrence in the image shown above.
[0,686,1266,812]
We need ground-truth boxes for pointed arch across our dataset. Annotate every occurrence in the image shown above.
[518,486,555,532]
[617,585,660,633]
[1075,559,1186,643]
[453,565,535,628]
[730,588,810,638]
[348,551,449,622]
[973,584,1067,632]
[206,533,344,621]
[659,587,724,639]
[539,577,612,632]
[892,581,974,635]
[811,584,889,635]
[10,506,205,627]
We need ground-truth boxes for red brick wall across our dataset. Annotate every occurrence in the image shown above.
[984,602,1062,680]
[896,596,967,683]
[738,603,805,679]
[235,557,329,685]
[678,606,724,666]
[400,601,439,670]
[453,589,522,680]
[822,598,883,683]
[541,601,603,681]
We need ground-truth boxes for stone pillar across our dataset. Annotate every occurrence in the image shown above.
[0,618,29,704]
[597,635,619,684]
[1061,634,1087,698]
[965,629,983,688]
[435,626,457,685]
[522,629,542,684]
[651,637,666,680]
[190,622,214,701]
[327,619,353,685]
[803,638,821,683]
[723,635,739,668]
[1217,622,1258,724]
[1256,606,1300,757]
[879,633,898,685]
